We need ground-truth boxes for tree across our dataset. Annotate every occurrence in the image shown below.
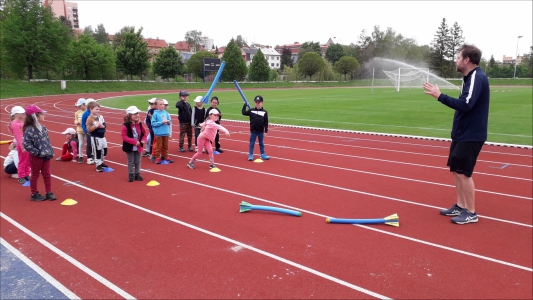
[67,32,115,80]
[298,41,322,59]
[83,25,94,36]
[186,50,218,79]
[489,55,496,67]
[334,56,360,81]
[430,18,452,77]
[1,0,72,79]
[93,23,109,45]
[298,52,325,81]
[153,46,184,80]
[280,47,293,70]
[221,38,247,81]
[325,43,345,64]
[115,27,150,80]
[184,30,202,52]
[342,43,359,58]
[248,49,270,81]
[234,35,248,48]
[112,26,135,50]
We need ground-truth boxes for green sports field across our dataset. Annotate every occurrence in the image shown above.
[99,86,533,146]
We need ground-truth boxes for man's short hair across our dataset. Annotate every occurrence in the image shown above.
[460,44,481,65]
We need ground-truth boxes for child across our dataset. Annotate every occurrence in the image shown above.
[9,106,31,184]
[81,98,96,165]
[55,128,78,162]
[121,106,147,182]
[74,98,86,163]
[3,140,19,178]
[191,96,206,152]
[242,95,270,161]
[22,105,56,201]
[86,101,109,172]
[187,109,229,170]
[143,98,157,159]
[151,98,173,164]
[175,90,193,152]
[205,96,223,153]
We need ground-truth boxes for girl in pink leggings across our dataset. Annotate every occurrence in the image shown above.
[187,109,229,170]
[9,106,31,184]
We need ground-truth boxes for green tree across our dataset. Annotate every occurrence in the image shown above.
[115,27,150,80]
[430,18,452,77]
[489,55,496,67]
[234,35,248,48]
[186,50,218,79]
[298,52,325,81]
[67,32,115,80]
[298,41,322,59]
[221,38,247,81]
[153,46,184,80]
[342,43,359,58]
[184,30,202,52]
[93,23,109,45]
[1,0,72,79]
[325,43,345,64]
[248,49,270,81]
[83,25,94,35]
[280,47,293,70]
[334,56,360,81]
[112,26,135,50]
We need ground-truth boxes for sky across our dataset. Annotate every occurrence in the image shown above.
[77,1,532,61]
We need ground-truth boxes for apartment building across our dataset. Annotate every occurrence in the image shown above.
[44,0,80,30]
[502,55,523,66]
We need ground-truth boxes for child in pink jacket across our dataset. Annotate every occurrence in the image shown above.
[187,109,229,170]
[121,106,147,182]
[9,106,31,184]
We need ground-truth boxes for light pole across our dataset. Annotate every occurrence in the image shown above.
[513,35,523,78]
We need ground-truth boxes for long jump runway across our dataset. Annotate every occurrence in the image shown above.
[1,92,531,299]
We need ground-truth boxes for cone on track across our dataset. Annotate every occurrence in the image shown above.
[61,199,77,206]
[147,180,160,186]
[213,151,220,155]
[254,158,263,163]
[0,140,11,145]
[22,181,30,187]
[103,167,114,172]
[210,167,221,173]
[161,160,169,165]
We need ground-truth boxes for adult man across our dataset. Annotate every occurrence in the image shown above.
[423,44,490,225]
[175,90,193,152]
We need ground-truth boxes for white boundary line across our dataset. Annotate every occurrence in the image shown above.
[0,214,136,300]
[0,237,80,300]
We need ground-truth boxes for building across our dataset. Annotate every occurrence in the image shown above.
[275,42,301,63]
[199,37,214,52]
[174,41,205,54]
[502,55,523,66]
[145,38,168,63]
[44,0,79,30]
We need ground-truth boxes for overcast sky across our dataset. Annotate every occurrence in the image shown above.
[77,1,532,61]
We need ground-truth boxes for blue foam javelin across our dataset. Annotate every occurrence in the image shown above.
[233,80,251,110]
[203,61,226,104]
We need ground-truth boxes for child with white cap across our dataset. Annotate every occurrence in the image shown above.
[121,106,147,182]
[3,140,19,178]
[74,98,86,163]
[55,128,79,162]
[22,105,56,201]
[186,109,229,170]
[81,98,96,164]
[86,101,109,172]
[191,96,206,152]
[9,106,31,184]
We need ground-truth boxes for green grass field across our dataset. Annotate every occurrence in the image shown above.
[99,86,533,146]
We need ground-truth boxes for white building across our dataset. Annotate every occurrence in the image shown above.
[199,37,214,51]
[247,47,282,69]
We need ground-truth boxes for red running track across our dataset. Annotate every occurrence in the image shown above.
[1,92,532,299]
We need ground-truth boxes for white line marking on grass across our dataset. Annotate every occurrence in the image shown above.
[0,214,136,300]
[40,175,391,300]
[0,237,80,300]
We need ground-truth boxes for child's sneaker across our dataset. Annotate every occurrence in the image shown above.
[134,173,143,181]
[439,204,464,216]
[188,147,194,152]
[45,192,57,201]
[129,174,134,182]
[55,157,62,161]
[30,192,46,201]
[96,164,105,172]
[18,177,28,184]
[209,163,216,169]
[87,158,95,165]
[150,155,156,163]
[78,157,83,164]
[187,162,195,169]
[11,174,18,179]
[451,210,478,224]
[155,158,162,164]
[142,152,150,157]
[260,154,270,160]
[164,157,174,163]
[100,163,109,168]
[248,154,253,161]
[179,148,186,153]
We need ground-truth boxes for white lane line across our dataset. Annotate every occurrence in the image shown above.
[41,175,389,300]
[0,237,80,300]
[0,214,136,300]
[49,170,533,273]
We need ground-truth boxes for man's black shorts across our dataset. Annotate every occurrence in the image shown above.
[447,141,484,177]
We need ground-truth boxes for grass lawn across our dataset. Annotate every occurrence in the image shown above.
[99,86,533,146]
